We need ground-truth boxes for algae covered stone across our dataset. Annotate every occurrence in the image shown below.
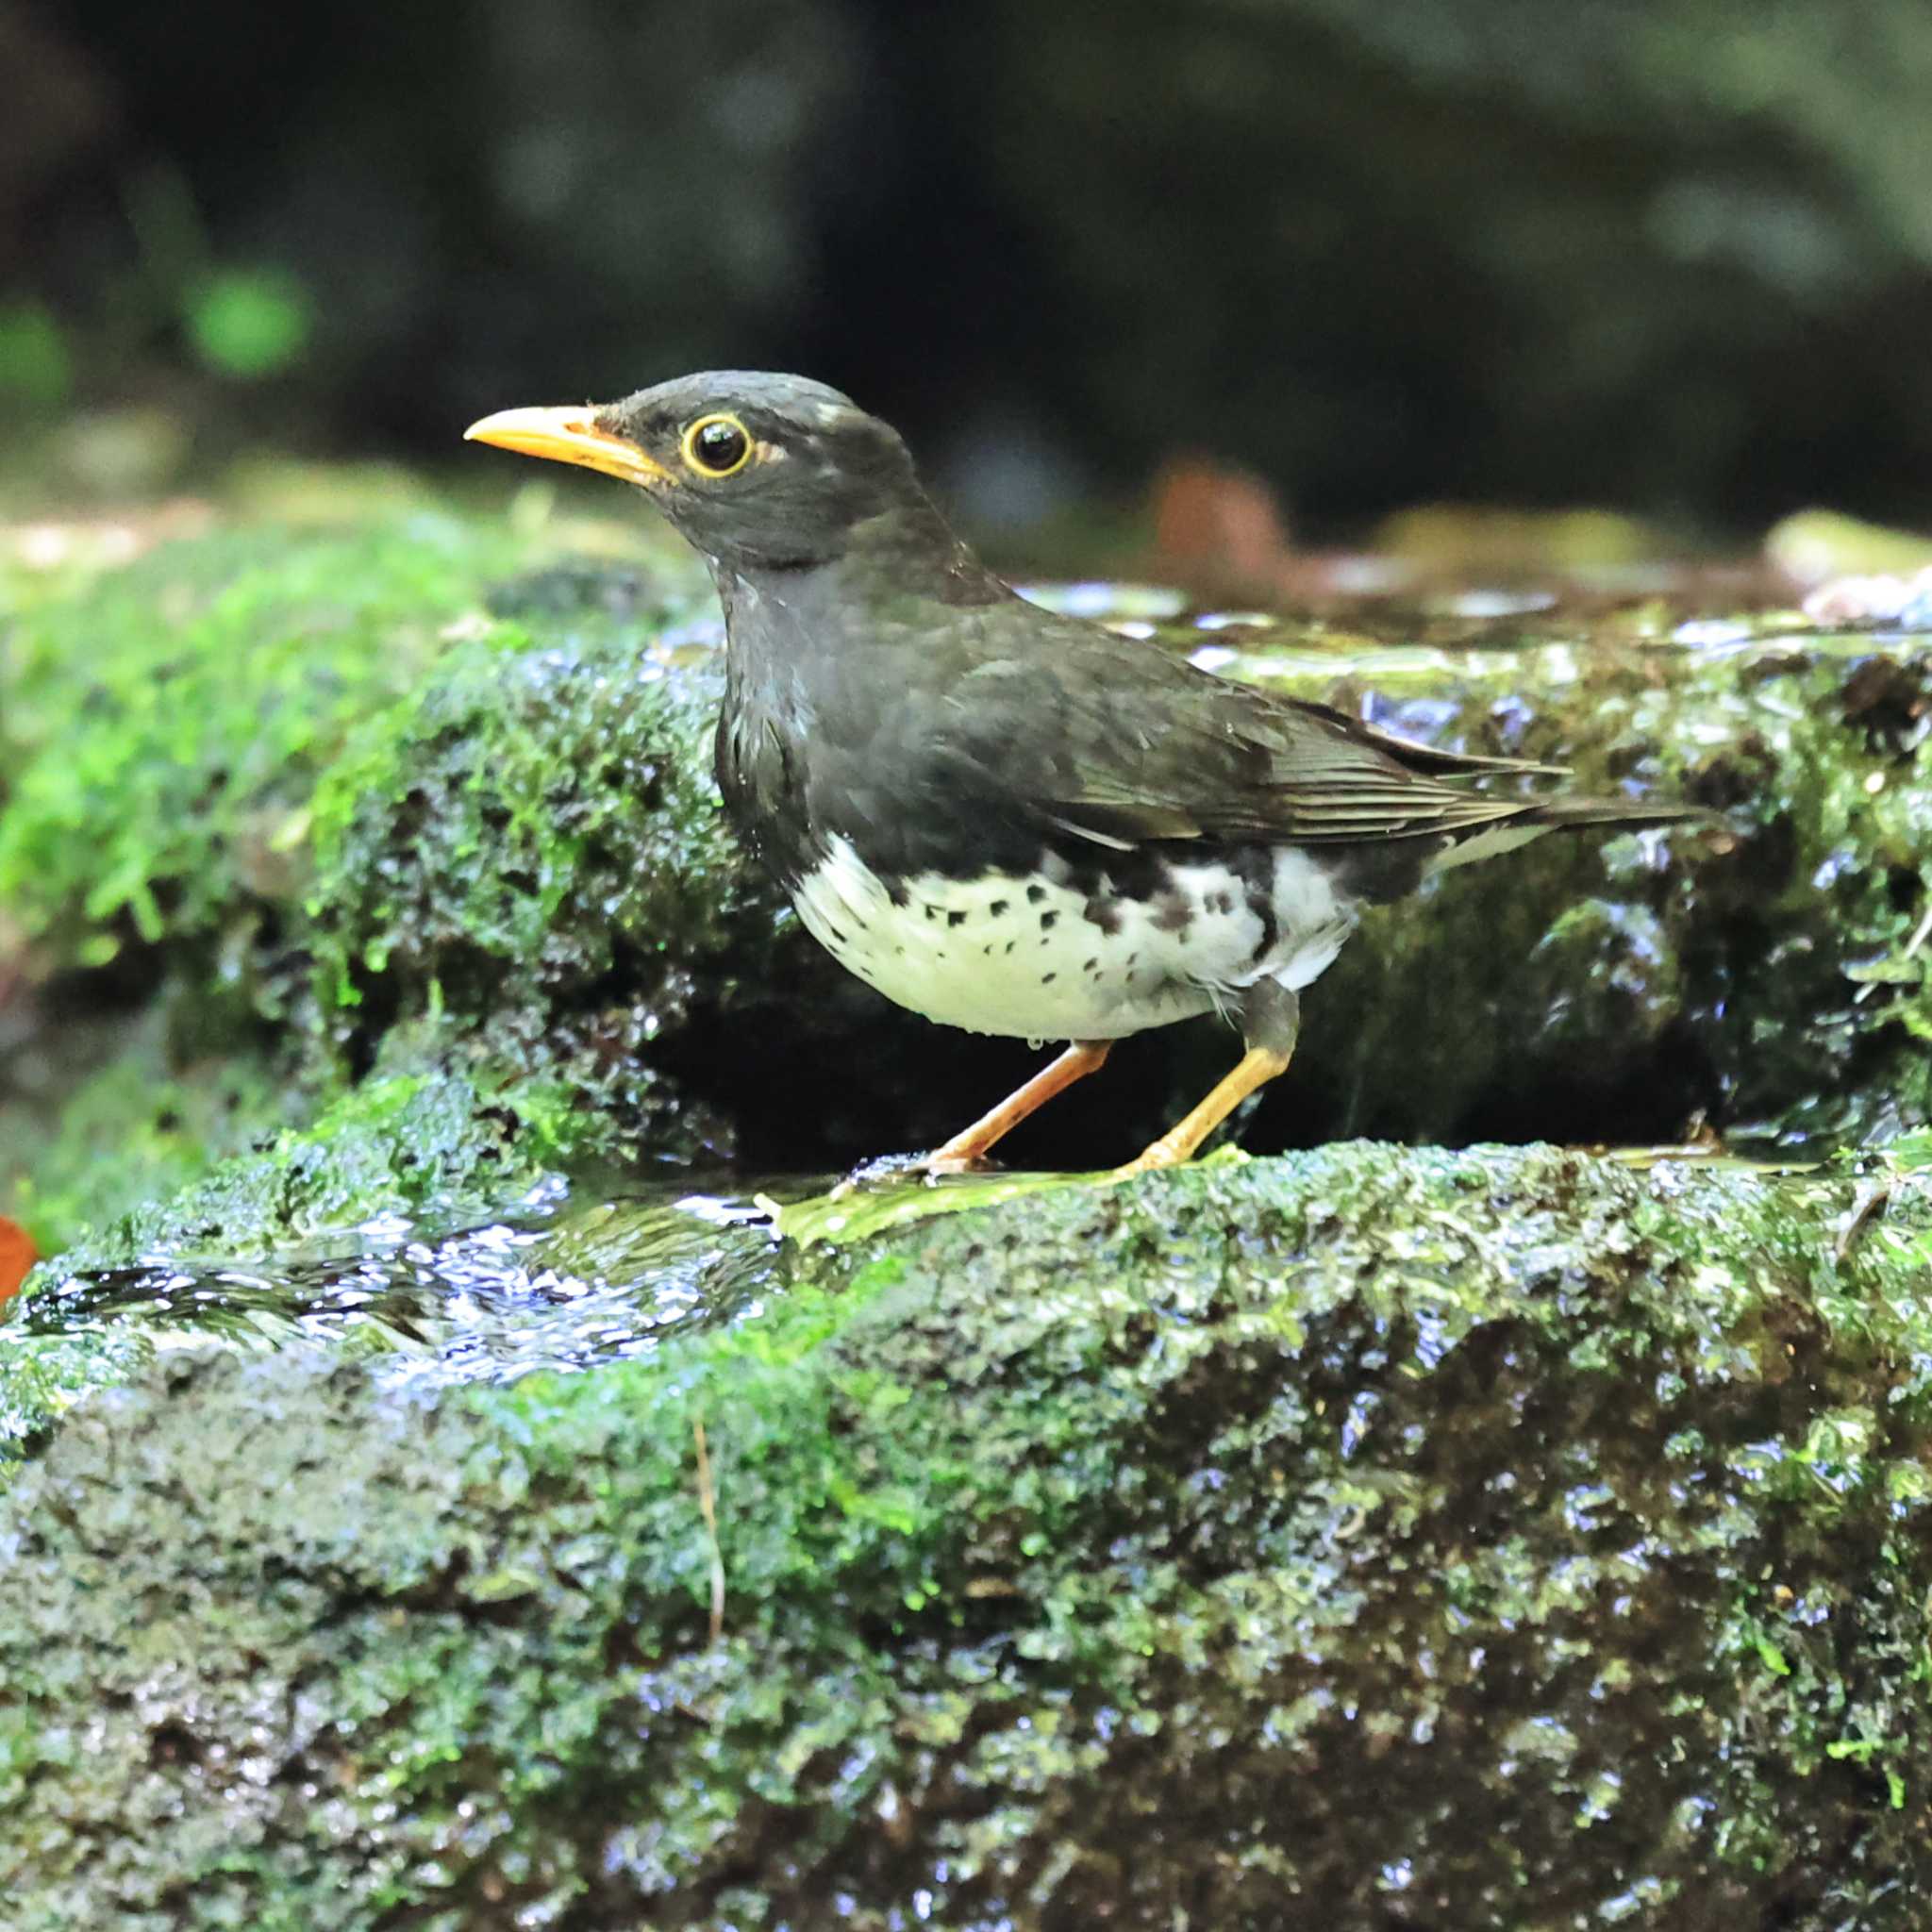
[2,1144,1927,1927]
[9,488,1932,1256]
[0,508,784,1246]
[304,562,791,1158]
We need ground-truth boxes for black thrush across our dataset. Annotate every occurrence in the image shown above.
[467,373,1692,1177]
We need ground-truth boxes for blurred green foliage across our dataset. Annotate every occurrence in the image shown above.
[184,269,314,382]
[0,164,317,426]
[0,306,73,408]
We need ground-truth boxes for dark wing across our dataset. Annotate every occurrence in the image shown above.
[933,606,1565,853]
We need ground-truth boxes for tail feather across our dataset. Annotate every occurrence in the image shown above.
[1428,795,1708,874]
[1528,796,1709,831]
[1299,699,1572,779]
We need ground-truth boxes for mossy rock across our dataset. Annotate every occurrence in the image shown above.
[0,507,788,1247]
[2,1144,1929,1926]
[8,496,1932,1259]
[305,562,789,1158]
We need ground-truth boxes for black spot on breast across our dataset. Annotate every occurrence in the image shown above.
[1025,885,1048,905]
[1205,888,1235,916]
[1083,896,1123,935]
[948,910,968,927]
[1042,972,1058,984]
[1005,940,1016,954]
[1152,892,1193,934]
[924,904,941,921]
[989,898,1010,916]
[826,926,847,944]
[1040,910,1059,931]
[1083,957,1098,972]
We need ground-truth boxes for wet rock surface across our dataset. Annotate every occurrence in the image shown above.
[6,503,1932,1257]
[8,501,1932,1924]
[1215,607,1932,1154]
[3,1146,1930,1927]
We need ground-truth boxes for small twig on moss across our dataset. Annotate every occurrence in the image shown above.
[1905,905,1932,964]
[693,1417,725,1644]
[1834,1182,1890,1261]
[1857,903,1932,1005]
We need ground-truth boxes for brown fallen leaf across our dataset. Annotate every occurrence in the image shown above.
[1150,456,1292,585]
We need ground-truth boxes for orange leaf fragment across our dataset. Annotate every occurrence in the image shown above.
[0,1217,36,1305]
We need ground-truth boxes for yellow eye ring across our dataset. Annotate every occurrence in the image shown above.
[681,413,753,478]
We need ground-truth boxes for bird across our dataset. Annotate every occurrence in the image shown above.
[466,373,1694,1179]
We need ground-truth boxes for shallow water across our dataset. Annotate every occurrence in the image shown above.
[11,1177,796,1389]
[9,1147,1113,1388]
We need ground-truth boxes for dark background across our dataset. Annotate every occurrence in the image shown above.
[8,0,1932,540]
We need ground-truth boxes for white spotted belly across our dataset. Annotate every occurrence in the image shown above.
[791,835,1357,1040]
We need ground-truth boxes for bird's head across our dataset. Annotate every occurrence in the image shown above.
[465,371,937,574]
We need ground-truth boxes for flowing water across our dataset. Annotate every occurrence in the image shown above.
[8,1178,791,1388]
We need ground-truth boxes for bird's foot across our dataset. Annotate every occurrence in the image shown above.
[921,1150,1005,1180]
[1105,1041,1293,1182]
[1104,1136,1191,1182]
[827,1149,1000,1200]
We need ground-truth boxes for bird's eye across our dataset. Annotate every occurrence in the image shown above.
[681,413,753,478]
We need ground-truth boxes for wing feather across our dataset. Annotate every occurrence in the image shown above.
[938,608,1574,852]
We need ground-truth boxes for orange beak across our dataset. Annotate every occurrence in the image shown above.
[462,405,676,488]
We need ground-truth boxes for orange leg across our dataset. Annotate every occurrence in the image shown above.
[926,1041,1113,1174]
[1108,1043,1293,1179]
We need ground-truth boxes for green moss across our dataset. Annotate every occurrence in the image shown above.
[1604,636,1932,1141]
[0,1009,291,1253]
[3,1145,1928,1924]
[0,510,569,1253]
[306,567,785,1158]
[0,1326,147,1462]
[0,509,765,1241]
[0,515,550,971]
[54,1064,588,1266]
